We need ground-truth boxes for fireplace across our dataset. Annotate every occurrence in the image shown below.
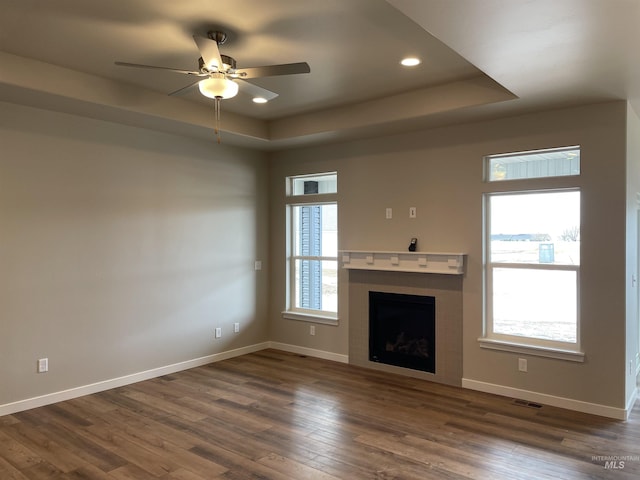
[348,269,462,386]
[369,291,436,374]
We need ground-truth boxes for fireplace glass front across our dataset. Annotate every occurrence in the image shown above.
[369,291,436,374]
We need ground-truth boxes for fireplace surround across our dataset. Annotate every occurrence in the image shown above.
[347,267,463,386]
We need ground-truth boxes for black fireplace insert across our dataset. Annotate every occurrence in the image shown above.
[369,291,436,373]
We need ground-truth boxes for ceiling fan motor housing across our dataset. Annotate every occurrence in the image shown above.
[198,55,236,73]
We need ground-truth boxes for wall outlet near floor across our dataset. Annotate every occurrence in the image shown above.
[518,358,528,372]
[37,358,49,373]
[234,322,240,333]
[215,327,222,338]
[310,325,316,336]
[386,208,392,219]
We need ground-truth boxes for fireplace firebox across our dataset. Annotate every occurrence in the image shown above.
[369,291,436,374]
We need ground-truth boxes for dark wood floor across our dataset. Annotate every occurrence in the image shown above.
[1,350,639,479]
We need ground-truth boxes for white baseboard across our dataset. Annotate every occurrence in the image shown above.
[462,378,629,420]
[11,345,628,421]
[268,342,349,364]
[0,342,270,417]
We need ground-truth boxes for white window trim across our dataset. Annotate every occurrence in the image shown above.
[284,175,338,323]
[281,310,338,325]
[481,188,583,359]
[477,337,585,362]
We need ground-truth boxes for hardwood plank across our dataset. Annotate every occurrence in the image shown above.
[84,414,228,478]
[162,467,213,480]
[355,432,497,480]
[188,443,295,480]
[118,389,208,423]
[54,464,117,480]
[0,430,43,472]
[0,416,21,427]
[25,419,125,473]
[0,455,31,480]
[17,460,65,480]
[2,422,88,474]
[303,430,446,479]
[80,424,179,477]
[64,404,229,478]
[256,452,342,480]
[108,463,159,480]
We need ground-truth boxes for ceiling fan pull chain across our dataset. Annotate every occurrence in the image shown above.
[214,97,221,144]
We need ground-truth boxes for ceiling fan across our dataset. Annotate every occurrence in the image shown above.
[115,30,311,142]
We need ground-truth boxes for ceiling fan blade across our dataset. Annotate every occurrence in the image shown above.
[193,35,224,71]
[237,79,279,101]
[235,62,310,79]
[168,79,202,96]
[114,61,204,76]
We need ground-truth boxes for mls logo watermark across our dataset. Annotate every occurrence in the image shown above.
[592,455,639,470]
[605,460,625,470]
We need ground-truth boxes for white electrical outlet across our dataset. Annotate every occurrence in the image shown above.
[37,358,48,373]
[234,322,240,333]
[518,358,528,372]
[310,325,316,336]
[254,260,262,271]
[215,327,222,338]
[385,208,392,219]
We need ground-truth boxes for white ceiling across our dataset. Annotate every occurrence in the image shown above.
[0,0,638,149]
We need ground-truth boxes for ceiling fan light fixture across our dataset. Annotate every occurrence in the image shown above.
[252,97,268,104]
[198,74,239,99]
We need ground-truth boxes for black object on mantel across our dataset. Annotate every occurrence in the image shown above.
[408,237,417,252]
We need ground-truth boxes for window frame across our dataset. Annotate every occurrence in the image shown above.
[485,145,580,182]
[483,189,581,356]
[480,148,584,362]
[283,173,338,325]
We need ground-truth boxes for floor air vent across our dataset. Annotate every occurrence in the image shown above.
[513,399,543,409]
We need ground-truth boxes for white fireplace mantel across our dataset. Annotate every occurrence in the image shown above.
[340,250,466,275]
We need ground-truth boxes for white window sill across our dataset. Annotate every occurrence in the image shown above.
[478,337,585,362]
[282,310,338,326]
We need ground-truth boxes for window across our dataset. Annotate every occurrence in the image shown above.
[486,146,580,182]
[482,148,583,359]
[284,173,338,323]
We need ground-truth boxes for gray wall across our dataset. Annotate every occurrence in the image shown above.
[269,101,632,410]
[0,101,269,406]
[2,98,635,414]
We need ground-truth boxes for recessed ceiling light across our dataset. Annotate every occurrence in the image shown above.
[252,97,268,104]
[401,57,421,67]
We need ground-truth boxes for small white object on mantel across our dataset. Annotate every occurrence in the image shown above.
[340,250,466,275]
